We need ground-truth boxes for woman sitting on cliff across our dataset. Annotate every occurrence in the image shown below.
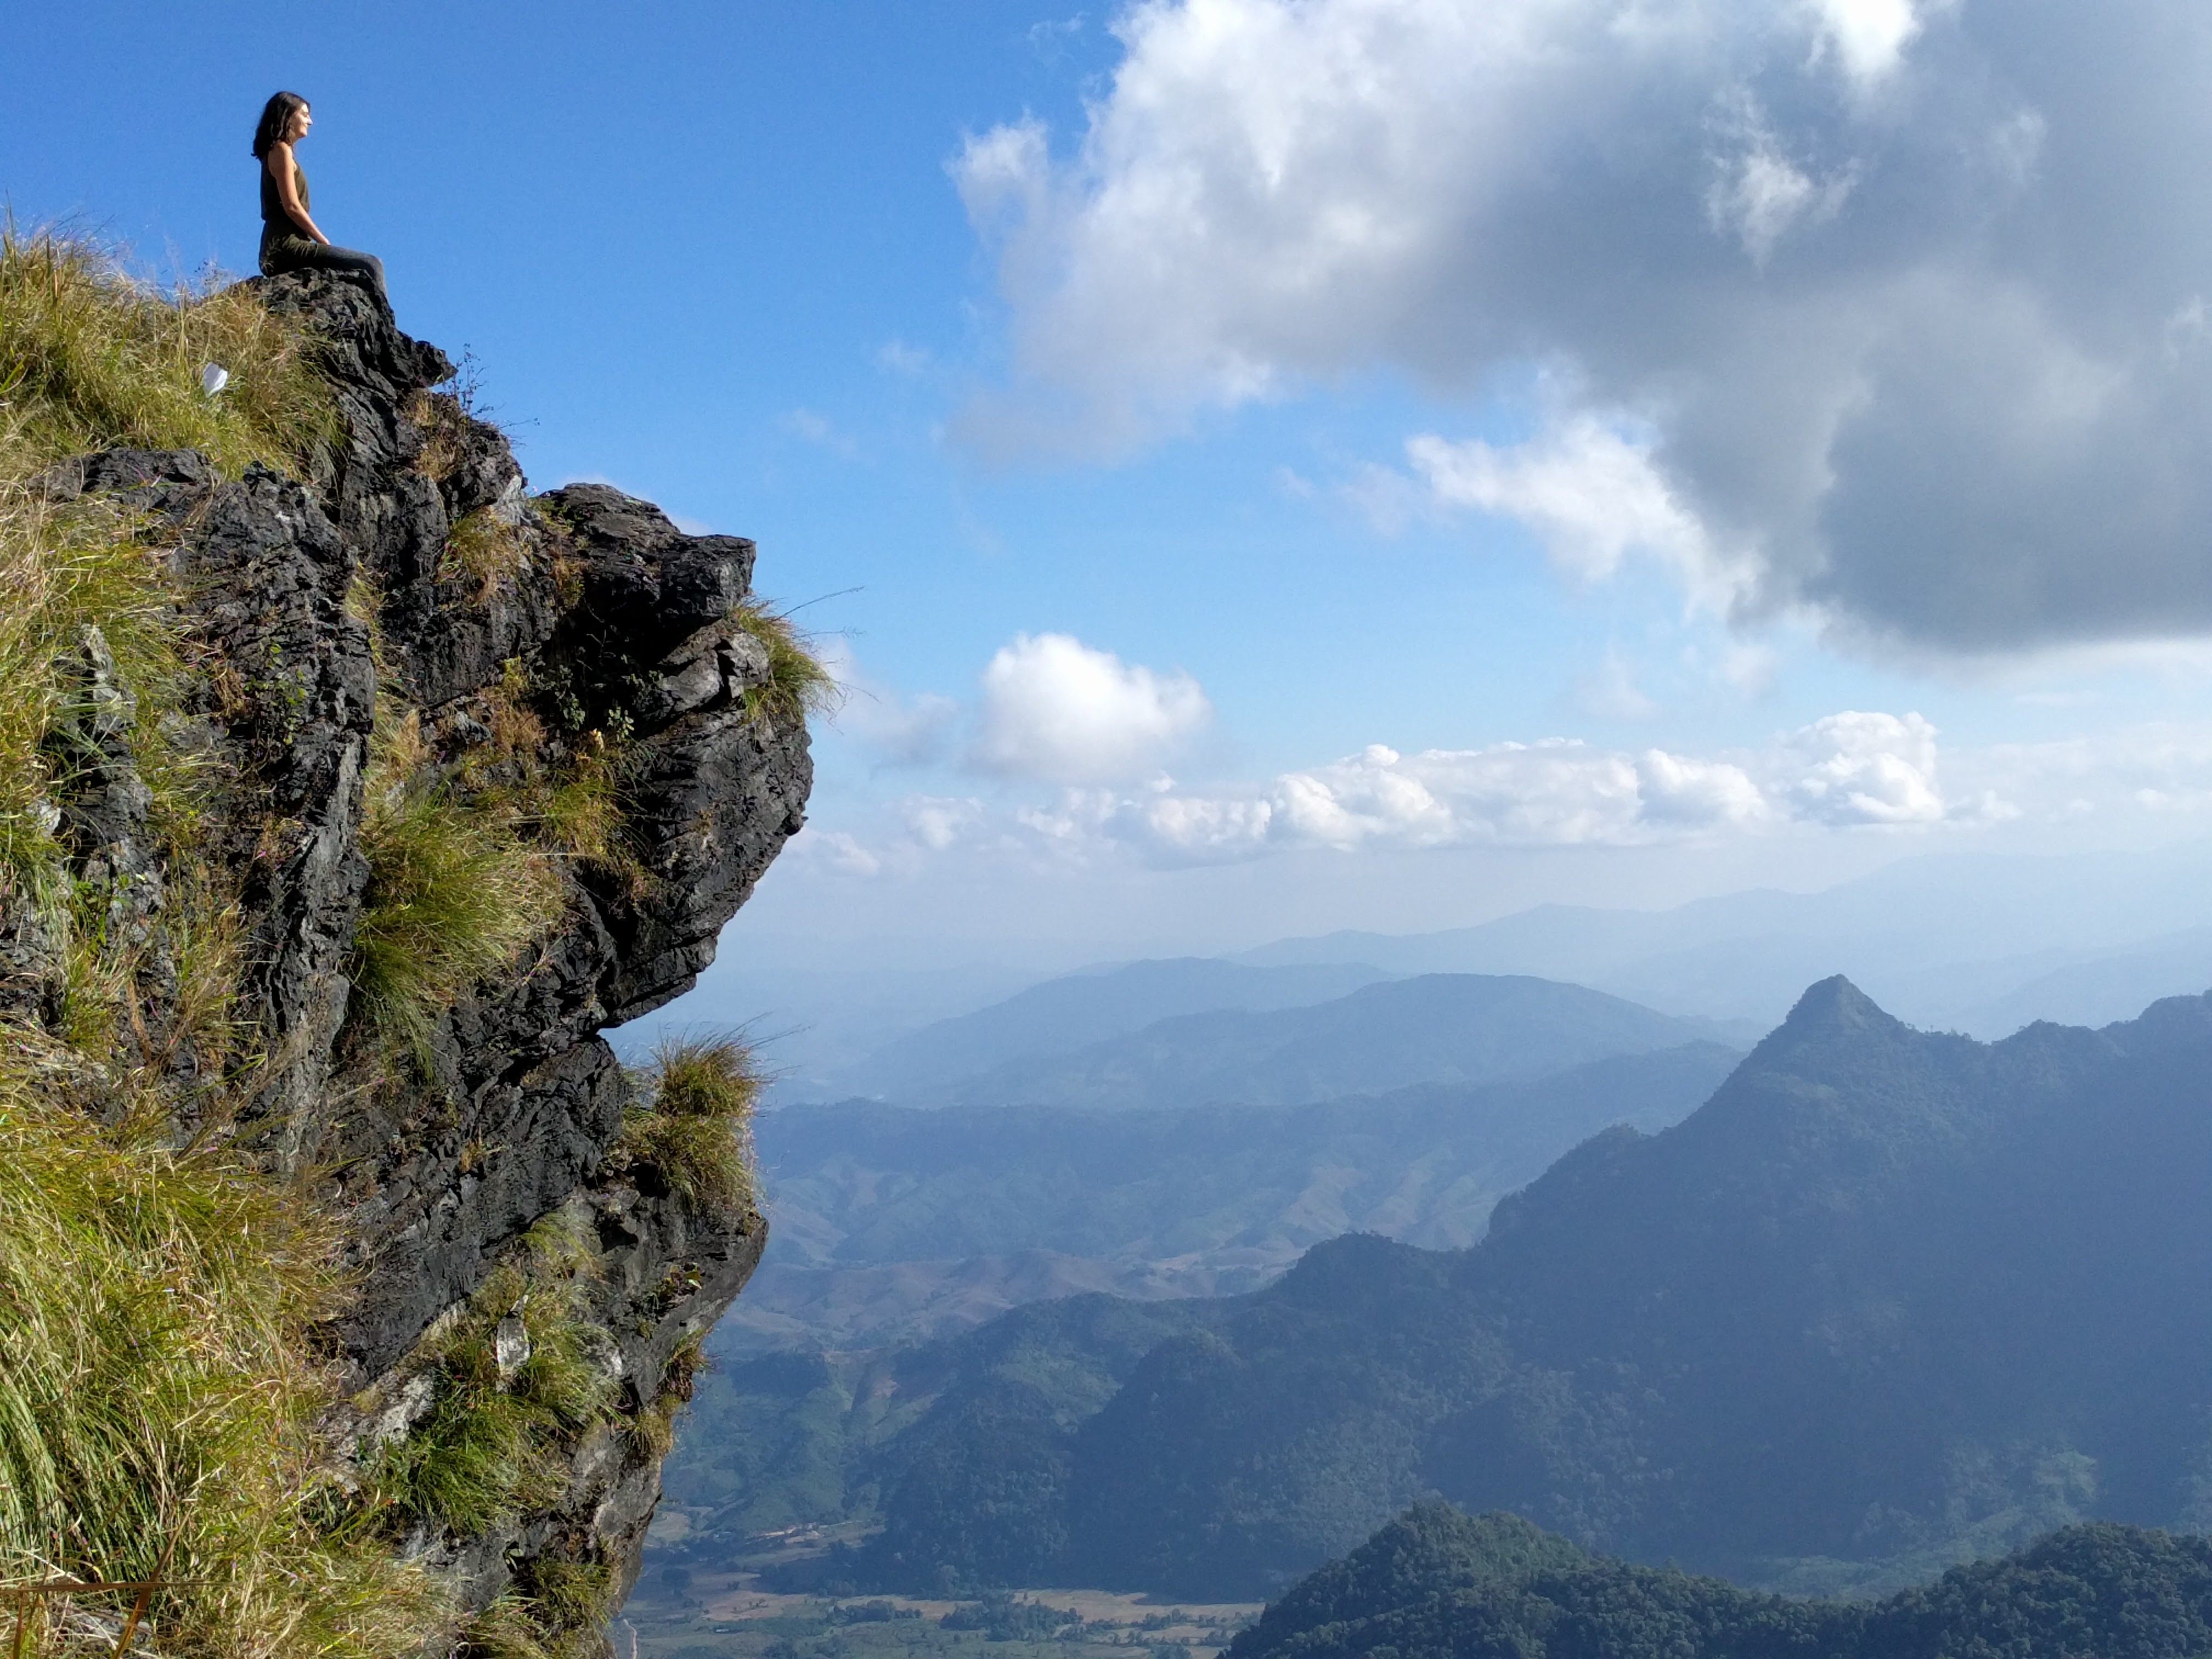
[253,91,387,303]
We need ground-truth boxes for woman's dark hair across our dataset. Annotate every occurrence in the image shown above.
[252,92,308,160]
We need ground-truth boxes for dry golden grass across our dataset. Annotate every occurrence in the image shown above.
[0,226,337,480]
[441,509,528,603]
[402,389,467,484]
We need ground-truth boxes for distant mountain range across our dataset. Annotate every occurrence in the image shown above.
[636,843,2212,1097]
[727,1042,1740,1350]
[1233,1504,2212,1659]
[838,958,1401,1103]
[1234,844,2212,1031]
[664,980,2212,1601]
[911,974,1754,1112]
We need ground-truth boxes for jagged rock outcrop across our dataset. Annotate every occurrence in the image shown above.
[20,269,810,1645]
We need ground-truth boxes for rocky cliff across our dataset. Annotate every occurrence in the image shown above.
[0,261,810,1654]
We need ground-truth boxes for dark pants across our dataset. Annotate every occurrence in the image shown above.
[260,234,387,303]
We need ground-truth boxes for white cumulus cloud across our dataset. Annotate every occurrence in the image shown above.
[1779,710,1946,825]
[973,633,1212,783]
[786,710,2212,878]
[1066,709,1967,863]
[1005,712,1950,866]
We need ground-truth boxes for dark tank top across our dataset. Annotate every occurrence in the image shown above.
[259,154,310,238]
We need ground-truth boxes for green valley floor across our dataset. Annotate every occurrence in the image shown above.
[619,1573,1257,1659]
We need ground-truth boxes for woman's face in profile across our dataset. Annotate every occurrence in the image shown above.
[287,104,313,143]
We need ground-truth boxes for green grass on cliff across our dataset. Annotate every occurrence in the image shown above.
[0,1030,448,1657]
[0,226,332,888]
[613,1037,764,1220]
[354,1211,641,1659]
[0,227,338,478]
[0,485,182,887]
[348,652,658,1067]
[472,659,646,892]
[0,227,790,1658]
[0,232,450,1656]
[359,1211,618,1541]
[731,599,841,729]
[350,707,567,1069]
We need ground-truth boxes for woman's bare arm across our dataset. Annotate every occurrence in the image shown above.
[266,142,328,244]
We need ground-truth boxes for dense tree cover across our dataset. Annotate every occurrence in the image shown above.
[704,979,2212,1600]
[1232,1504,2212,1659]
[661,1294,1212,1554]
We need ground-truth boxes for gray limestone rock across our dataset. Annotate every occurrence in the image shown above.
[27,268,809,1652]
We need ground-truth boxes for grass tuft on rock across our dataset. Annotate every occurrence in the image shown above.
[730,598,839,728]
[511,1555,619,1659]
[441,507,529,603]
[612,1036,762,1217]
[360,1210,618,1541]
[627,1328,712,1462]
[350,709,565,1068]
[0,225,337,478]
[457,1596,560,1659]
[472,662,644,889]
[0,486,182,889]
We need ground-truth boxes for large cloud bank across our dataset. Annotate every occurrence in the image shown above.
[958,0,2212,652]
[801,706,1994,874]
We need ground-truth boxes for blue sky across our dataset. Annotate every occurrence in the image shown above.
[15,1,2212,966]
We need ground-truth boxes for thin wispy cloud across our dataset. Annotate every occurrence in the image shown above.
[820,639,963,769]
[778,407,860,459]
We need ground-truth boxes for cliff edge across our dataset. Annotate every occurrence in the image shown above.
[0,244,812,1657]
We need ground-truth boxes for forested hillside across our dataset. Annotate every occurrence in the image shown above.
[678,979,2212,1601]
[1232,1503,2212,1659]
